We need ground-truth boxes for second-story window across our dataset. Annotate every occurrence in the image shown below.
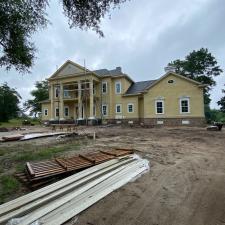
[55,86,60,98]
[64,90,69,98]
[102,82,107,94]
[115,81,121,94]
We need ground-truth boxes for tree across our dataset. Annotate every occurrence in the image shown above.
[24,80,49,117]
[169,48,223,105]
[217,85,225,113]
[0,0,128,73]
[0,83,21,122]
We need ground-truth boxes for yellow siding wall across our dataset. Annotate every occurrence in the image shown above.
[143,74,204,118]
[42,103,51,120]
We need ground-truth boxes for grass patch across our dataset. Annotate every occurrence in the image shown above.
[0,118,40,128]
[14,144,81,162]
[0,175,20,204]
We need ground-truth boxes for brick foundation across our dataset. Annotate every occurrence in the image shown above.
[143,117,206,127]
[105,117,206,127]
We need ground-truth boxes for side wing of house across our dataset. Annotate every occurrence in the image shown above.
[143,73,205,126]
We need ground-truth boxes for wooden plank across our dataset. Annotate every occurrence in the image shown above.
[40,160,148,225]
[79,154,96,164]
[9,160,137,225]
[0,158,127,217]
[26,162,35,177]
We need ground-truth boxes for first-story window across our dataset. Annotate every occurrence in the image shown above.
[44,109,48,116]
[55,107,59,117]
[180,98,190,113]
[127,103,134,113]
[102,104,108,116]
[155,100,164,114]
[116,104,122,113]
[64,107,69,117]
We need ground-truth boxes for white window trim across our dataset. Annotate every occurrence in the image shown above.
[116,104,122,113]
[115,81,122,94]
[179,98,190,114]
[127,103,134,113]
[155,100,164,114]
[102,82,107,94]
[44,108,48,116]
[64,90,69,98]
[102,104,108,116]
[55,107,59,117]
[64,106,69,117]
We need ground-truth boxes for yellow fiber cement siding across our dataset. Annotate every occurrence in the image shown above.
[143,74,204,118]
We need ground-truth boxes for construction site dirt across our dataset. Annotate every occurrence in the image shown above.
[0,125,225,225]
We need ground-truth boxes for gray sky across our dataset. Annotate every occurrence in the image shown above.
[0,0,224,108]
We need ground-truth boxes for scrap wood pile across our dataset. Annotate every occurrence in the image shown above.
[15,148,134,189]
[0,155,149,225]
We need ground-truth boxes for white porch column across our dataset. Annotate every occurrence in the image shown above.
[89,79,94,119]
[59,83,64,121]
[50,84,54,120]
[78,81,82,120]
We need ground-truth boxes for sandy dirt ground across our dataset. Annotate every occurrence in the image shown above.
[68,126,225,225]
[1,125,225,225]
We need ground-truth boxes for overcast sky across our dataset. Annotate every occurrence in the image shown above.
[0,0,224,108]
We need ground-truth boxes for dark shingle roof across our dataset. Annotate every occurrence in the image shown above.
[125,80,157,95]
[94,67,123,76]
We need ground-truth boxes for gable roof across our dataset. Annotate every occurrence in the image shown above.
[49,60,94,80]
[144,72,206,91]
[125,80,157,95]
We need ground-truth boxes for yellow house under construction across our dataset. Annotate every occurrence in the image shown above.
[41,60,206,126]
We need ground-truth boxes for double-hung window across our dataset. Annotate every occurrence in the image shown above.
[102,104,108,116]
[155,100,164,114]
[102,82,107,94]
[55,107,59,117]
[127,103,134,113]
[64,107,69,117]
[180,98,190,113]
[115,81,121,94]
[116,104,122,113]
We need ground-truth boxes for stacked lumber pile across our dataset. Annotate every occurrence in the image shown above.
[0,155,149,225]
[15,149,134,189]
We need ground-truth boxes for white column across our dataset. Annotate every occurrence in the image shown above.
[50,84,54,120]
[78,81,82,120]
[59,83,64,120]
[89,79,94,119]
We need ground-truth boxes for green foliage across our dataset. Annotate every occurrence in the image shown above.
[0,83,21,122]
[24,80,49,117]
[217,86,225,113]
[169,48,223,105]
[0,0,48,73]
[205,106,225,124]
[0,0,127,73]
[0,175,20,203]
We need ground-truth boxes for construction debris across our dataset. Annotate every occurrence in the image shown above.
[2,134,24,141]
[15,149,134,189]
[0,155,149,225]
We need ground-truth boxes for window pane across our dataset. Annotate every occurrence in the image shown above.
[181,100,189,112]
[102,83,107,93]
[128,104,133,112]
[116,83,121,93]
[116,105,121,113]
[156,101,163,113]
